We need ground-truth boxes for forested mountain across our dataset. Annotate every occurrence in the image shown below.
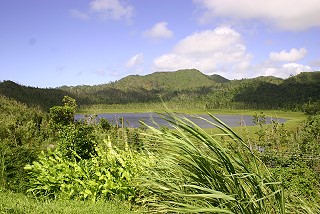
[1,69,320,111]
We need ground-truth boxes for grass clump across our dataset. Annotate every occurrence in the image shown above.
[139,112,285,213]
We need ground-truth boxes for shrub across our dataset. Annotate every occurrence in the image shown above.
[302,100,320,115]
[49,96,77,128]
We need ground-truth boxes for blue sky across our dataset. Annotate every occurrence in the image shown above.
[1,0,320,88]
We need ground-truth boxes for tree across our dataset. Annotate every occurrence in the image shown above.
[49,96,96,160]
[49,96,77,126]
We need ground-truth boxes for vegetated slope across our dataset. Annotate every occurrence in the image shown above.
[233,71,320,109]
[0,94,37,118]
[0,80,76,110]
[0,95,45,190]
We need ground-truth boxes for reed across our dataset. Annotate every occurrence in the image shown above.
[140,112,285,213]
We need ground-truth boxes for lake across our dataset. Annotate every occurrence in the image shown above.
[75,113,286,128]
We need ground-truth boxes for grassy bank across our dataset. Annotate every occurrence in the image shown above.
[0,189,140,214]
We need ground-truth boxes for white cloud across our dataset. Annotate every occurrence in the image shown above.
[269,48,308,62]
[90,0,134,20]
[143,22,173,40]
[194,0,320,31]
[282,63,311,74]
[70,0,134,21]
[126,53,144,68]
[153,26,252,79]
[69,9,90,20]
[252,62,312,78]
[174,27,240,55]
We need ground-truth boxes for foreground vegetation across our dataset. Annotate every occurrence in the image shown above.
[1,90,320,213]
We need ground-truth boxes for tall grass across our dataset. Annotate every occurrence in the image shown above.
[140,112,285,213]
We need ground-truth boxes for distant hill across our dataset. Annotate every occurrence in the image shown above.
[1,70,320,111]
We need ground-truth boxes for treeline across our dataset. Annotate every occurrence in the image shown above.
[1,70,320,112]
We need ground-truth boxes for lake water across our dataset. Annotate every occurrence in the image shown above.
[75,113,286,128]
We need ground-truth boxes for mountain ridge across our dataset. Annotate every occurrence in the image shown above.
[1,69,319,111]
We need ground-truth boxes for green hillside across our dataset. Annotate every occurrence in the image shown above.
[0,80,74,110]
[284,71,320,84]
[233,71,320,109]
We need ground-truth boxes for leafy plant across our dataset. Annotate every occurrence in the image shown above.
[25,137,148,202]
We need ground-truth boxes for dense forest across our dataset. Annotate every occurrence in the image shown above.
[1,69,320,112]
[1,69,320,213]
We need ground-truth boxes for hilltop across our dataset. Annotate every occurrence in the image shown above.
[109,69,229,91]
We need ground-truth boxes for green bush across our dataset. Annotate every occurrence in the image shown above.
[57,123,97,160]
[272,160,320,200]
[300,115,320,155]
[302,100,320,115]
[250,112,320,211]
[25,137,148,202]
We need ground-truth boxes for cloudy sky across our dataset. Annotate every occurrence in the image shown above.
[1,0,320,87]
